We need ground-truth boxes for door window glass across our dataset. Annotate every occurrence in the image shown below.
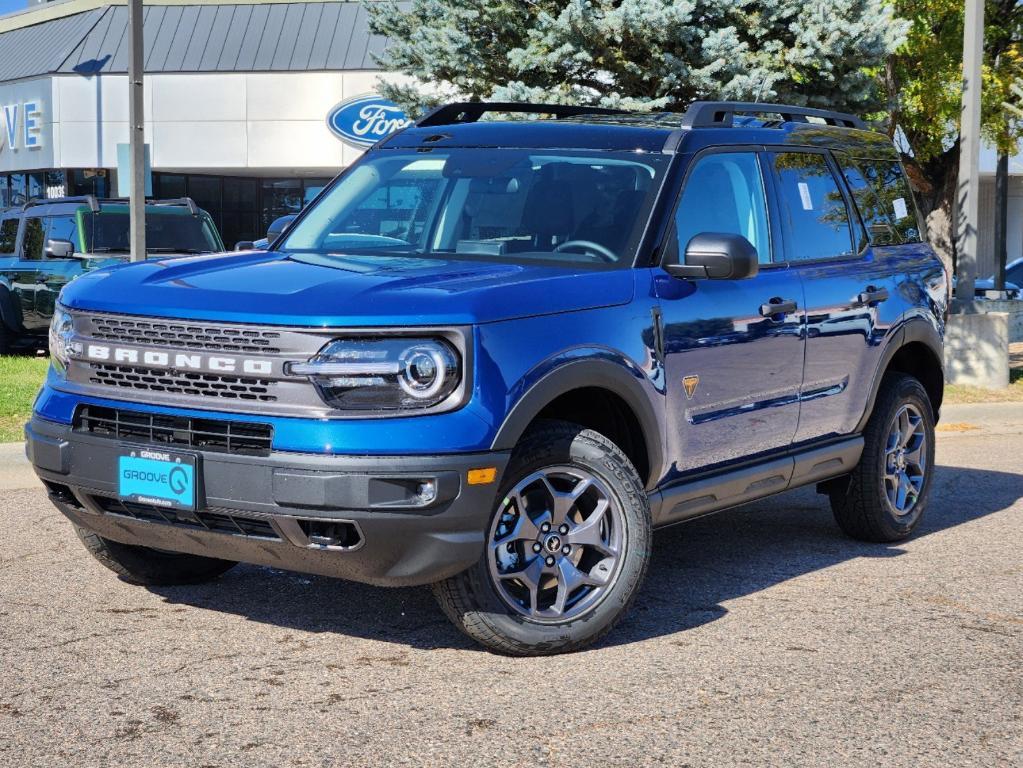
[771,152,855,261]
[675,152,772,264]
[44,215,80,252]
[21,217,44,260]
[0,218,17,254]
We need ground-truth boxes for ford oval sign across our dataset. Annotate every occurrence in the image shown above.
[327,94,412,149]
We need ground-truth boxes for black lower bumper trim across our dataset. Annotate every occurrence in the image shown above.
[27,416,510,587]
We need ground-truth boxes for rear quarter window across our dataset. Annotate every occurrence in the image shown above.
[838,156,922,245]
[0,218,17,254]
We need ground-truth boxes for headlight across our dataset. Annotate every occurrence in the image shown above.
[289,337,462,411]
[48,305,78,374]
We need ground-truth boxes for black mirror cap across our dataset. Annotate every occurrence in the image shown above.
[666,232,760,280]
[44,238,74,259]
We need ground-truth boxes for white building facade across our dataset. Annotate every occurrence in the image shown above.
[0,0,405,246]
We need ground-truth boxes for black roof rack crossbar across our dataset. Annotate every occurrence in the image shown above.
[680,101,866,130]
[417,101,629,127]
[23,195,100,212]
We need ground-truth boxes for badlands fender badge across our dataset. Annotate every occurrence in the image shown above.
[682,375,699,400]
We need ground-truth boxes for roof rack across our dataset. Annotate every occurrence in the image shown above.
[149,197,200,214]
[417,101,629,127]
[23,195,100,212]
[20,196,200,214]
[680,101,865,130]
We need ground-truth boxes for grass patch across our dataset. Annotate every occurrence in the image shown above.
[944,368,1023,404]
[0,355,49,442]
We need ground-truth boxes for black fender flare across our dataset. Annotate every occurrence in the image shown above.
[854,317,944,432]
[490,357,665,486]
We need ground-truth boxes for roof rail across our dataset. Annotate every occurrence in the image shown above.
[680,101,866,130]
[417,101,629,127]
[23,195,100,212]
[148,197,200,214]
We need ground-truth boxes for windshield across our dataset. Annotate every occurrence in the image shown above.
[83,211,221,254]
[280,149,670,267]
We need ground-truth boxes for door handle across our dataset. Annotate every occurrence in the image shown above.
[856,286,889,305]
[759,297,798,317]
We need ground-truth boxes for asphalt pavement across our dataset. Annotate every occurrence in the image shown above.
[1,403,1021,767]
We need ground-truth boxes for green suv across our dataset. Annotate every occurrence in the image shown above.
[0,196,223,352]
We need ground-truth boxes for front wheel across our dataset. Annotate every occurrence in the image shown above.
[830,373,936,542]
[433,420,652,656]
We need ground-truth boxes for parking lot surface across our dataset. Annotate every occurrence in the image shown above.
[2,404,1022,767]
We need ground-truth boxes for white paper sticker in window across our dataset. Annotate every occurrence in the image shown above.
[892,197,908,220]
[797,182,813,211]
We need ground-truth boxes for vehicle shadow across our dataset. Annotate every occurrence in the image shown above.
[145,463,1023,652]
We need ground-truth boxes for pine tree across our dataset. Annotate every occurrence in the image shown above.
[366,0,907,117]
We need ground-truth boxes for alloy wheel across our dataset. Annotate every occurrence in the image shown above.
[487,466,625,622]
[883,403,927,516]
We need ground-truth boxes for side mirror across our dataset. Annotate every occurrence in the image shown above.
[664,232,759,280]
[45,238,74,259]
[234,240,255,251]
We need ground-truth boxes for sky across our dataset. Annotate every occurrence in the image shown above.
[0,0,27,18]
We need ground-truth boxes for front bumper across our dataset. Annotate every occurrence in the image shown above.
[26,416,509,587]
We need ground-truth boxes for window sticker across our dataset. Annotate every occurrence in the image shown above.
[892,197,908,220]
[797,182,813,211]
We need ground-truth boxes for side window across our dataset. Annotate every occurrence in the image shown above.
[0,218,17,255]
[770,152,856,261]
[20,217,45,261]
[839,157,921,245]
[675,152,772,264]
[44,215,80,251]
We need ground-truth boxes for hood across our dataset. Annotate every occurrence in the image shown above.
[59,250,636,326]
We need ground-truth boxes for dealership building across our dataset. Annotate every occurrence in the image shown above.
[0,0,407,247]
[0,0,1020,276]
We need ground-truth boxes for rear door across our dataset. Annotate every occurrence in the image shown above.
[766,149,901,442]
[657,149,805,474]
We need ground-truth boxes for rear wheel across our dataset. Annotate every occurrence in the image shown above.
[75,526,237,585]
[830,373,935,542]
[433,420,651,655]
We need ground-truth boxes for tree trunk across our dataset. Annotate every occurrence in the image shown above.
[903,148,959,273]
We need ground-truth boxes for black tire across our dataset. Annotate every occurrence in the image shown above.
[0,321,10,356]
[830,373,936,542]
[433,420,652,656]
[75,526,237,585]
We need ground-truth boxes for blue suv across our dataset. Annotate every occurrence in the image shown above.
[26,102,947,655]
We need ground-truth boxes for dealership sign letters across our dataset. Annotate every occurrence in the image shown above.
[0,101,44,153]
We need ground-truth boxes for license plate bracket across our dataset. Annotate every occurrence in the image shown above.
[117,447,198,511]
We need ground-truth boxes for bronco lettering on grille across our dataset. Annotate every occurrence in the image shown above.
[81,343,273,376]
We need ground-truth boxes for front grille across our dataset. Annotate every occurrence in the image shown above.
[76,405,274,457]
[87,363,277,402]
[92,495,280,540]
[90,315,283,354]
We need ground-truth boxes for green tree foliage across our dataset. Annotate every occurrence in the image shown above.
[885,0,1023,258]
[367,0,906,116]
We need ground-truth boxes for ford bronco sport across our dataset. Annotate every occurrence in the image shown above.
[26,102,947,655]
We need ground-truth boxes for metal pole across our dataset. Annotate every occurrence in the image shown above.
[953,0,984,306]
[128,0,145,262]
[994,150,1008,293]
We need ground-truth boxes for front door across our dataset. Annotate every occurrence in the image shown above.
[657,150,805,477]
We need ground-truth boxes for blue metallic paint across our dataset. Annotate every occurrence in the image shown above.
[34,116,946,505]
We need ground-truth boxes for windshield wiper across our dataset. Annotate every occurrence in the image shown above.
[90,247,132,253]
